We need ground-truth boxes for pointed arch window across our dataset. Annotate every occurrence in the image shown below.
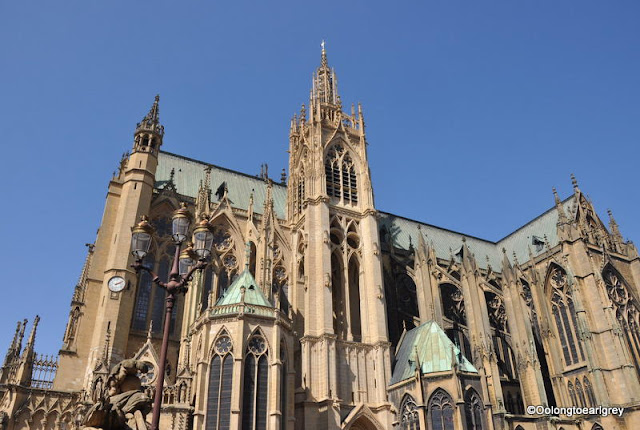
[464,389,484,430]
[583,377,596,407]
[548,266,583,366]
[575,379,587,408]
[132,253,155,331]
[348,256,362,341]
[428,389,454,430]
[568,381,577,406]
[440,283,467,326]
[331,252,347,339]
[399,394,420,430]
[603,268,640,377]
[206,334,234,430]
[243,334,269,430]
[325,144,358,204]
[296,177,305,214]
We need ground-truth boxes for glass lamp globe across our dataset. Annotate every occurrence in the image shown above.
[171,203,192,244]
[131,216,154,260]
[193,219,214,260]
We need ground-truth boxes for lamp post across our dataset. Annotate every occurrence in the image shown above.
[130,203,213,430]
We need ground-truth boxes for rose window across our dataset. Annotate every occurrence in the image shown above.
[214,336,233,355]
[137,361,155,385]
[223,254,237,270]
[213,228,233,252]
[248,336,267,355]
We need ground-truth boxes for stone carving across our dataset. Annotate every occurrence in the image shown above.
[82,359,152,429]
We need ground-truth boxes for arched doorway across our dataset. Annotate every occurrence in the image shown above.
[348,415,384,430]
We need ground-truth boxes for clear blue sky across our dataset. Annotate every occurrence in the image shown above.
[1,1,639,357]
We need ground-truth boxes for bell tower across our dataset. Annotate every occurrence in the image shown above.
[54,96,164,392]
[288,45,391,428]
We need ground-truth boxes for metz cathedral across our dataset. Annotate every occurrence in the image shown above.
[2,47,640,430]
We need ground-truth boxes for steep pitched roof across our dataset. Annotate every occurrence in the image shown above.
[156,151,287,218]
[215,268,272,308]
[390,321,477,385]
[379,196,575,270]
[156,150,576,271]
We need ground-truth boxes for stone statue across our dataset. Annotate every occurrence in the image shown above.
[82,359,153,430]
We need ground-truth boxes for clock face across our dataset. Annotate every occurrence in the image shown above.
[108,276,126,292]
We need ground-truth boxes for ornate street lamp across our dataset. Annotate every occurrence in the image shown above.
[130,204,213,430]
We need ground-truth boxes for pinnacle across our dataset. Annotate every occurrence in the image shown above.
[570,173,579,191]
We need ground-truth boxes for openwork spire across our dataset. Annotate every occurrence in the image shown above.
[135,95,164,137]
[311,41,339,105]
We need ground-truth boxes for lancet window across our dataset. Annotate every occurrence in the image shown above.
[441,283,466,326]
[575,379,587,408]
[199,225,238,309]
[329,217,363,340]
[132,245,178,335]
[603,268,640,377]
[399,394,420,430]
[272,244,289,314]
[243,334,269,430]
[428,389,454,430]
[464,389,484,430]
[206,333,234,430]
[584,377,596,407]
[568,381,577,406]
[295,177,305,214]
[325,144,358,204]
[383,250,419,348]
[441,283,472,361]
[548,266,584,366]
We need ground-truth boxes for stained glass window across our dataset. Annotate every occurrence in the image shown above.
[243,334,269,430]
[429,389,454,430]
[399,394,420,430]
[325,144,358,204]
[206,334,234,430]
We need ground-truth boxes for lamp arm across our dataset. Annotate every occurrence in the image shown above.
[181,259,208,284]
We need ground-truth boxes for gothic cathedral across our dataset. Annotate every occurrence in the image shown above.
[1,47,640,430]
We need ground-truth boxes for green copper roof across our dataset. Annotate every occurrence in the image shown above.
[390,321,477,385]
[215,268,272,308]
[157,150,576,272]
[156,151,287,218]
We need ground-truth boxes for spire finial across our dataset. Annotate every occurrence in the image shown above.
[321,40,327,67]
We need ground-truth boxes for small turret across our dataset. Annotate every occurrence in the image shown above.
[133,95,164,155]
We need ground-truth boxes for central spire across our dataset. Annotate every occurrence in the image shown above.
[311,41,339,105]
